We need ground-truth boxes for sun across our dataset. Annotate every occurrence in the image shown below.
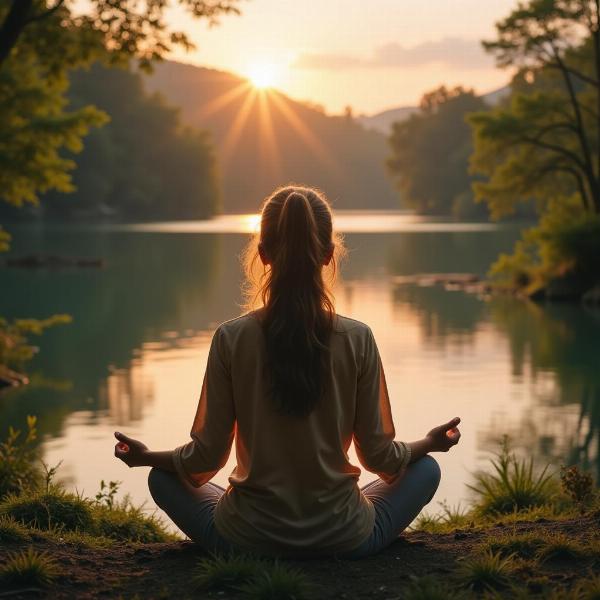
[247,62,278,89]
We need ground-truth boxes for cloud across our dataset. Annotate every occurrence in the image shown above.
[294,38,492,71]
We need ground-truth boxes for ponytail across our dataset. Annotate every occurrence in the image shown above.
[242,185,343,417]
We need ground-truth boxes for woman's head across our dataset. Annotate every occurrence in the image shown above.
[243,185,344,417]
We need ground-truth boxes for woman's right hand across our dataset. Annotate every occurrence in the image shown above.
[425,417,461,452]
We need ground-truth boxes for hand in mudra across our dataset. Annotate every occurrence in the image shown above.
[114,431,149,467]
[426,417,461,452]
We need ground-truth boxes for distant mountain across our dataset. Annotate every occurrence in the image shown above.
[357,86,510,135]
[144,61,398,213]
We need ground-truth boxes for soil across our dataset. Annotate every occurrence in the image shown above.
[1,514,598,599]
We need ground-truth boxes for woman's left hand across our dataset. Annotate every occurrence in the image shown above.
[114,431,149,467]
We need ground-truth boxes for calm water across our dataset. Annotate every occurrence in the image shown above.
[1,212,599,522]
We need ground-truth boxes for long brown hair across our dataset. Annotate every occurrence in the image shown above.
[243,185,344,417]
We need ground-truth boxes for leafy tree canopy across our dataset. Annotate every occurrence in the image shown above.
[387,86,489,219]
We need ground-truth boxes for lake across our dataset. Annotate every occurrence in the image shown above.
[1,212,598,524]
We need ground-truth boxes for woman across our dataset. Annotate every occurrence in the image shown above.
[114,185,461,559]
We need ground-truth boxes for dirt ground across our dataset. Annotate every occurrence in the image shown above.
[0,514,598,599]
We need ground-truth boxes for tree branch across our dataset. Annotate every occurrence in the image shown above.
[25,0,65,24]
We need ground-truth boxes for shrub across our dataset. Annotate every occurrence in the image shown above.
[468,436,556,516]
[0,547,59,587]
[1,486,94,532]
[0,416,43,499]
[560,465,595,510]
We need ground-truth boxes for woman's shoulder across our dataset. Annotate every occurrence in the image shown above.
[333,314,373,338]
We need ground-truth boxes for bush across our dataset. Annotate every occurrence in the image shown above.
[0,416,43,500]
[468,436,557,516]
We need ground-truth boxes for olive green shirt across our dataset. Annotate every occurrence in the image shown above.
[172,312,411,557]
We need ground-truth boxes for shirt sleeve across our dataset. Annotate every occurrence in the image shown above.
[353,326,411,483]
[172,326,236,487]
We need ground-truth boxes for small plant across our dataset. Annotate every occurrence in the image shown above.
[0,515,31,543]
[237,561,310,600]
[0,547,59,587]
[413,501,472,533]
[0,416,43,499]
[95,479,121,509]
[536,533,584,563]
[468,436,556,515]
[193,553,265,591]
[561,465,595,511]
[1,486,94,531]
[40,459,63,493]
[572,574,600,600]
[457,550,515,592]
[482,531,547,559]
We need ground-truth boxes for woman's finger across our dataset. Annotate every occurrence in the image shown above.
[434,417,461,434]
[114,431,135,445]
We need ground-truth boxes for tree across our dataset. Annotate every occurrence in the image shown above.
[469,0,599,218]
[0,0,241,213]
[469,0,600,294]
[387,85,488,218]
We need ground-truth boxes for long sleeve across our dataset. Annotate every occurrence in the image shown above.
[353,327,411,482]
[172,326,236,487]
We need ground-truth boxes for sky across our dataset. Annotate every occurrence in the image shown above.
[168,0,518,115]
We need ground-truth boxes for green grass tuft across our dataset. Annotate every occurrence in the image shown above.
[413,501,473,533]
[481,532,548,559]
[457,550,515,592]
[536,533,585,564]
[237,561,310,600]
[0,486,94,531]
[193,553,265,591]
[0,515,31,543]
[0,547,59,588]
[468,436,557,516]
[92,500,175,543]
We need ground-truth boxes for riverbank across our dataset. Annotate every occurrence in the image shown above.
[0,511,599,599]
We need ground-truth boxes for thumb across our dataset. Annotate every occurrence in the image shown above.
[439,417,461,432]
[114,431,134,445]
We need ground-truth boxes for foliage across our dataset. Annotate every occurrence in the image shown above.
[387,85,489,218]
[35,64,220,220]
[0,515,31,543]
[468,436,557,515]
[95,479,121,509]
[561,464,595,509]
[482,531,548,560]
[469,0,600,289]
[413,501,473,533]
[536,532,586,563]
[0,314,72,373]
[0,416,42,500]
[0,547,59,588]
[401,575,468,600]
[0,0,240,215]
[457,550,515,592]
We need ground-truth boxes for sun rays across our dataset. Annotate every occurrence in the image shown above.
[198,76,341,185]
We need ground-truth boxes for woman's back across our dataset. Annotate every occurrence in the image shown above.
[173,311,411,557]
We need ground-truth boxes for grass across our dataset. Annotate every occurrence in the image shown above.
[0,486,94,531]
[237,562,311,600]
[193,554,311,599]
[536,533,586,564]
[467,436,557,516]
[0,515,31,543]
[0,546,59,587]
[480,531,549,559]
[457,550,515,593]
[401,575,468,600]
[413,501,473,533]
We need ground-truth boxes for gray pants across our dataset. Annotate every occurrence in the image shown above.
[148,455,441,559]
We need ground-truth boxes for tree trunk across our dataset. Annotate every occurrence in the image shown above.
[0,0,34,67]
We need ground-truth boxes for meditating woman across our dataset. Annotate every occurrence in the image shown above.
[113,185,461,559]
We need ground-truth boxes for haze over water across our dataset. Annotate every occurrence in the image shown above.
[1,212,598,524]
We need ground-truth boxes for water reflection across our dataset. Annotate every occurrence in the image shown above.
[0,217,598,511]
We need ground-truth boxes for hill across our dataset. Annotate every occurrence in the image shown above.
[144,61,398,213]
[358,86,510,135]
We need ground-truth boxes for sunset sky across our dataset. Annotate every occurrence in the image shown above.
[169,0,518,115]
